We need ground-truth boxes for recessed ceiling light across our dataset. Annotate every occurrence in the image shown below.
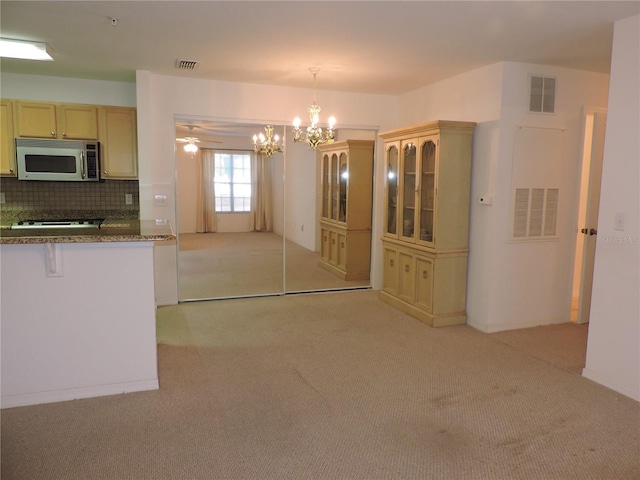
[0,38,54,61]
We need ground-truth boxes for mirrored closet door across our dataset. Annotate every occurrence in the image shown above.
[175,118,375,301]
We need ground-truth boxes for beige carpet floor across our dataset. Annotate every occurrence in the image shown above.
[2,291,639,480]
[178,232,369,301]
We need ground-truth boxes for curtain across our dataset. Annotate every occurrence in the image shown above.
[196,149,217,233]
[250,152,273,231]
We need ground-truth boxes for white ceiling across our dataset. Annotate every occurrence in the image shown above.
[2,1,639,95]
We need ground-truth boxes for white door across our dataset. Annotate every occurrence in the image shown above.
[573,111,607,324]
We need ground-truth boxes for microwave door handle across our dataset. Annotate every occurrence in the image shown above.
[80,151,86,179]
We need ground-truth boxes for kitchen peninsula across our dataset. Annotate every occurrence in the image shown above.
[0,220,175,408]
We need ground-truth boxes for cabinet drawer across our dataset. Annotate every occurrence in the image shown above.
[415,256,434,312]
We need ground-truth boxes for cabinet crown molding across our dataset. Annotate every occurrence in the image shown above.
[379,120,476,141]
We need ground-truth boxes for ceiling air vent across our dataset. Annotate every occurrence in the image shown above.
[176,59,199,71]
[529,75,555,113]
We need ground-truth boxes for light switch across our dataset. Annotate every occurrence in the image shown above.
[614,212,625,231]
[154,194,167,207]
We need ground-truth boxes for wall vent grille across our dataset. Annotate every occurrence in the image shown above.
[176,59,199,70]
[512,187,559,240]
[530,76,556,113]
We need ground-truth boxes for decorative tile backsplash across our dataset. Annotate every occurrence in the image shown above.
[0,177,139,224]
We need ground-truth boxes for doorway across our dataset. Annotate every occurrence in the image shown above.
[570,108,607,324]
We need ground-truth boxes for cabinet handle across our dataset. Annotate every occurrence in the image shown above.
[581,228,588,234]
[390,259,394,267]
[404,265,410,272]
[50,131,55,136]
[324,235,327,241]
[423,270,428,279]
[62,132,66,137]
[589,228,597,236]
[341,242,345,248]
[332,238,336,244]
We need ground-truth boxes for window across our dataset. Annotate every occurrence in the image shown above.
[214,152,251,212]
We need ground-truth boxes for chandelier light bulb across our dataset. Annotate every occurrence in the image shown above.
[252,125,284,158]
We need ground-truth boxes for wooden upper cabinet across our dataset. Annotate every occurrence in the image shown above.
[57,104,99,139]
[16,101,57,138]
[99,106,138,179]
[1,99,16,176]
[15,101,98,139]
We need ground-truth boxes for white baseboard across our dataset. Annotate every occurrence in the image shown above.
[1,379,159,409]
[581,368,640,402]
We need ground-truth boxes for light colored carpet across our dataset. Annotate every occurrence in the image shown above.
[2,291,638,479]
[178,232,369,300]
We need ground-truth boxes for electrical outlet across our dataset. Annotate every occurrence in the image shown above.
[125,194,133,205]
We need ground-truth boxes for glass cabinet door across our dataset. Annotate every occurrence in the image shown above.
[331,153,339,221]
[401,142,417,241]
[385,145,399,237]
[322,153,330,218]
[419,140,436,244]
[338,152,348,222]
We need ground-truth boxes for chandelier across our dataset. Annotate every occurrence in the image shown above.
[252,125,284,157]
[292,68,336,150]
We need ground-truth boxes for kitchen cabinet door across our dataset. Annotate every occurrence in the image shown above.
[1,99,16,176]
[16,101,57,138]
[58,104,98,139]
[100,107,138,179]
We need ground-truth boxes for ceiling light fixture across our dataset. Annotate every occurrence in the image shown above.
[184,140,198,154]
[292,68,335,150]
[252,125,284,157]
[0,38,54,61]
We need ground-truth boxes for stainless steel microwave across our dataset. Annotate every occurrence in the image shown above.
[16,138,101,182]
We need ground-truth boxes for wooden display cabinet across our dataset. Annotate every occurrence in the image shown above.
[317,140,374,281]
[379,120,475,327]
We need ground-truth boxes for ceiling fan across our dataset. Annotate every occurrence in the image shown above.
[176,126,201,152]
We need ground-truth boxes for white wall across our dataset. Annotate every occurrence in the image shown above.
[1,242,158,408]
[398,62,610,333]
[0,72,136,106]
[583,15,640,402]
